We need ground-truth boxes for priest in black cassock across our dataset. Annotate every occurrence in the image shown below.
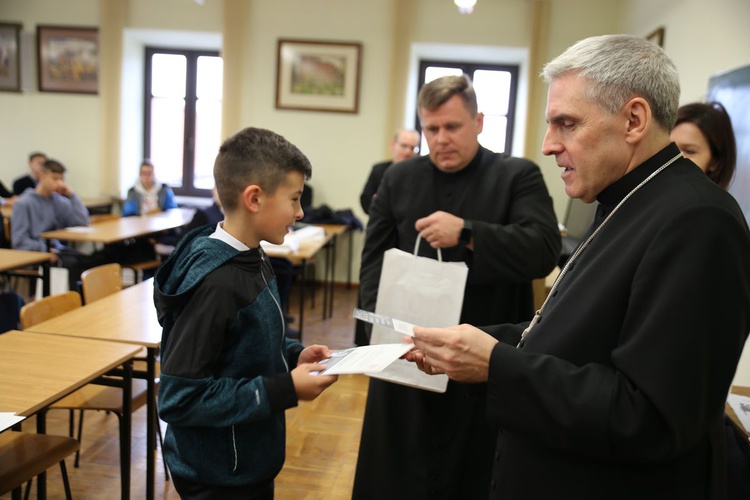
[409,35,750,499]
[352,75,561,499]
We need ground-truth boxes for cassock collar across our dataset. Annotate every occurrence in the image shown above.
[596,143,681,213]
[433,145,488,177]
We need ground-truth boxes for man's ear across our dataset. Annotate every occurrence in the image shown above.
[624,97,650,144]
[242,185,263,214]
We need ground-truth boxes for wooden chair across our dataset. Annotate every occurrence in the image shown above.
[20,290,168,495]
[19,291,82,329]
[80,263,122,304]
[0,431,79,499]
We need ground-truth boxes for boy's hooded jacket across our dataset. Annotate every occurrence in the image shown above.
[154,225,304,487]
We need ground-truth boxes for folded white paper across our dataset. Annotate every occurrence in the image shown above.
[727,393,750,434]
[315,343,414,376]
[0,412,25,433]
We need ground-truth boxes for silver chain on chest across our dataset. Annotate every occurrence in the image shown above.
[517,151,683,348]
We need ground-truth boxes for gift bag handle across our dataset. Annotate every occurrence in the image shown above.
[413,234,442,262]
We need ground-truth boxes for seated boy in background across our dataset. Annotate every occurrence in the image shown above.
[154,127,337,499]
[11,158,111,292]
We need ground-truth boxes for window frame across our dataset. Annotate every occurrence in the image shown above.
[143,46,220,198]
[415,59,519,155]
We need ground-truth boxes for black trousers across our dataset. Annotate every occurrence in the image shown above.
[171,474,273,500]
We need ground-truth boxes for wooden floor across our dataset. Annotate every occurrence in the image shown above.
[4,282,366,500]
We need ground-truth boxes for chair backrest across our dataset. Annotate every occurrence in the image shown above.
[81,263,122,304]
[20,291,82,329]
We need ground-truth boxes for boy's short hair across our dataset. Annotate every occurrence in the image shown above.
[213,127,312,212]
[29,151,47,162]
[42,159,66,175]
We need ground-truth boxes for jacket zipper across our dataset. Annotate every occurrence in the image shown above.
[230,425,238,472]
[259,250,289,372]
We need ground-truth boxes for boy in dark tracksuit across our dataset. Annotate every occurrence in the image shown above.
[154,127,338,499]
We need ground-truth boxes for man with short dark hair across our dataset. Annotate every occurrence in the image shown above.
[353,75,561,499]
[13,151,47,196]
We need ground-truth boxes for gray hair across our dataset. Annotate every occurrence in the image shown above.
[542,34,680,131]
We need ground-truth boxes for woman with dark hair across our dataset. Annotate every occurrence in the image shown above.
[670,101,737,189]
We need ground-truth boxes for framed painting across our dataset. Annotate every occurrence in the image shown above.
[0,23,22,92]
[37,25,98,94]
[646,27,665,48]
[276,39,362,113]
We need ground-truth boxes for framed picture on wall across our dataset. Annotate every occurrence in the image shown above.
[37,25,99,94]
[645,27,665,48]
[275,39,362,113]
[0,23,22,92]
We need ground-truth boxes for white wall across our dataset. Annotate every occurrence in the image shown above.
[0,0,101,195]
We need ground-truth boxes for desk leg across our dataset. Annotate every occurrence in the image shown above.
[121,362,133,500]
[146,348,156,500]
[297,260,306,341]
[36,410,47,499]
[322,240,330,320]
[41,261,50,297]
[347,229,353,289]
[328,236,337,319]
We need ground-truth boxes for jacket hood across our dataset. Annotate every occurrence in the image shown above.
[154,225,249,328]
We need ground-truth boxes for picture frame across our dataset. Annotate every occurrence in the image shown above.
[37,25,98,94]
[0,23,22,92]
[276,39,362,113]
[646,27,665,48]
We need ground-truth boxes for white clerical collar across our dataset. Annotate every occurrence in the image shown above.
[209,222,249,251]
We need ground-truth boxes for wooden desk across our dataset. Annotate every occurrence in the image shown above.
[0,248,54,296]
[728,386,750,438]
[263,226,343,340]
[0,331,140,416]
[24,280,162,500]
[313,224,349,319]
[0,330,140,498]
[40,208,195,245]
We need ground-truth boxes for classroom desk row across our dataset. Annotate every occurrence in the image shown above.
[23,279,162,499]
[0,248,53,296]
[1,208,195,298]
[0,330,141,499]
[263,224,349,340]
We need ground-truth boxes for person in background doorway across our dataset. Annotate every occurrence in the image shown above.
[122,159,177,216]
[359,129,421,215]
[13,151,47,196]
[670,101,736,189]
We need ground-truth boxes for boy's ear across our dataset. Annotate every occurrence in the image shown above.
[242,184,263,213]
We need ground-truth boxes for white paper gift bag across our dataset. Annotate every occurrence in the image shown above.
[368,236,468,392]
